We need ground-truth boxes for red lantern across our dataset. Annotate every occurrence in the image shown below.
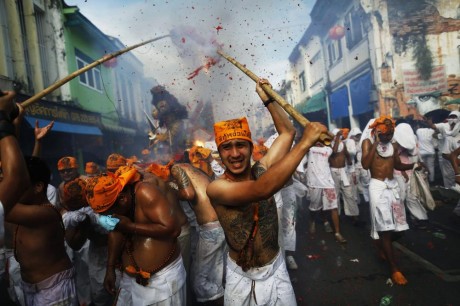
[102,57,117,68]
[328,25,345,40]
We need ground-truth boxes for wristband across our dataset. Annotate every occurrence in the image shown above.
[0,120,15,140]
[263,98,275,107]
[0,110,11,122]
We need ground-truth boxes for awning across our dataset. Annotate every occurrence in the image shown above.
[100,120,137,136]
[350,72,374,116]
[295,91,327,114]
[25,116,102,136]
[329,86,349,120]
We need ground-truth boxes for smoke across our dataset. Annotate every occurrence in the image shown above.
[66,0,312,122]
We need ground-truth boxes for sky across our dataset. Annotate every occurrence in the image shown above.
[65,0,315,121]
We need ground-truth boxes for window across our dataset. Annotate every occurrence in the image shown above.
[0,0,13,77]
[328,39,342,66]
[310,52,323,85]
[299,71,306,92]
[35,6,50,87]
[17,0,34,89]
[75,49,102,92]
[344,7,366,49]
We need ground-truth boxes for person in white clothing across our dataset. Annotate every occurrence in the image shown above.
[428,111,460,188]
[306,142,346,243]
[329,129,361,225]
[393,123,429,228]
[415,125,436,183]
[349,128,370,203]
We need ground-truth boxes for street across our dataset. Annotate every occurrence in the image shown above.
[289,187,460,306]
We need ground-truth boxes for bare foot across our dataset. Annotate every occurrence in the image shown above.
[391,271,408,285]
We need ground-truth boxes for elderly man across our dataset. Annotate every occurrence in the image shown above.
[86,166,185,305]
[206,79,328,305]
[361,116,420,285]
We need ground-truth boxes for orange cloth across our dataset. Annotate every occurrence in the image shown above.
[141,149,151,155]
[86,166,139,213]
[341,128,350,139]
[63,178,88,209]
[369,116,395,136]
[85,162,99,175]
[126,156,138,166]
[252,144,268,162]
[214,117,252,148]
[146,160,174,181]
[188,146,214,177]
[57,157,78,170]
[106,153,127,172]
[188,146,211,164]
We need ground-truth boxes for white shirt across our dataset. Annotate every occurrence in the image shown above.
[435,122,452,154]
[306,146,335,188]
[416,128,435,155]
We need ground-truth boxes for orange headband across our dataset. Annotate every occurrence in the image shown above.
[106,153,127,172]
[214,117,252,148]
[57,156,78,170]
[63,177,88,210]
[86,166,139,213]
[85,162,99,175]
[146,160,174,181]
[369,116,395,135]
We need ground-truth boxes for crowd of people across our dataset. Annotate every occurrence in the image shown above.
[0,81,459,306]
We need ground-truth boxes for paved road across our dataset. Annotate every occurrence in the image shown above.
[288,188,460,306]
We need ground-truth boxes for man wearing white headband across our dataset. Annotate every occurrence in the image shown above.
[428,111,460,188]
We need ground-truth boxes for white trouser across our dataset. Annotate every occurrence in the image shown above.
[439,156,455,188]
[280,185,297,252]
[394,174,428,221]
[420,154,435,182]
[331,168,359,216]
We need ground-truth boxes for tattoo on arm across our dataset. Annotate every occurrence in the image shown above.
[171,166,190,189]
[251,161,266,179]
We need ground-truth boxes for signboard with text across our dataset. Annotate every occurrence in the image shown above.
[403,65,447,96]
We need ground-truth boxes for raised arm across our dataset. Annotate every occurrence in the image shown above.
[361,138,377,170]
[207,122,327,206]
[171,164,196,202]
[32,120,54,157]
[0,91,30,215]
[256,79,296,169]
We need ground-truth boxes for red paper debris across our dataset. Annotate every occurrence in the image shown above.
[216,25,223,33]
[181,37,186,43]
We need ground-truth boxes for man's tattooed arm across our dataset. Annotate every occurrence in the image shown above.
[171,165,191,189]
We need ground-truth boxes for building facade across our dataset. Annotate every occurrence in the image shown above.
[287,0,460,130]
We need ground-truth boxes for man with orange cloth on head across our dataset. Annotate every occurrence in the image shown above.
[206,78,328,305]
[56,156,91,305]
[86,165,185,306]
[361,116,423,286]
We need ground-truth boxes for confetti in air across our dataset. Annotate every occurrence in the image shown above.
[169,25,222,80]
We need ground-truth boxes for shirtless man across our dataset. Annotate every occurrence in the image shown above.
[6,156,78,305]
[329,129,360,224]
[0,90,30,304]
[86,166,185,305]
[361,116,419,285]
[206,79,328,305]
[171,163,225,304]
[56,156,91,305]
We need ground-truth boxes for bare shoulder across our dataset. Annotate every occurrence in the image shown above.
[206,178,229,201]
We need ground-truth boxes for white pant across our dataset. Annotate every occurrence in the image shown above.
[280,185,297,252]
[394,174,428,221]
[439,156,455,188]
[331,168,359,216]
[420,154,435,182]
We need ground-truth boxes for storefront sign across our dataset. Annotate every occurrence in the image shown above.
[403,65,447,95]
